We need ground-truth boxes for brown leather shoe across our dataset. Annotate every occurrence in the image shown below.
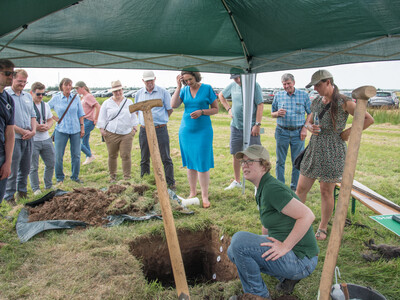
[6,197,17,207]
[16,191,27,201]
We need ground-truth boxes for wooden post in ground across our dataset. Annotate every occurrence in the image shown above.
[318,86,376,300]
[130,99,190,300]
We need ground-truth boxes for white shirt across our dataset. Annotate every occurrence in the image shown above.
[33,101,53,142]
[97,97,138,135]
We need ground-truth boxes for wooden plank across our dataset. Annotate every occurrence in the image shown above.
[336,182,400,215]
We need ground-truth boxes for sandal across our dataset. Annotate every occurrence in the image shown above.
[315,229,328,241]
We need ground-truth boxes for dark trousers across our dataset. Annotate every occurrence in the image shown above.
[139,125,175,186]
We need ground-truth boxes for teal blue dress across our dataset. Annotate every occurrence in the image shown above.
[179,84,216,172]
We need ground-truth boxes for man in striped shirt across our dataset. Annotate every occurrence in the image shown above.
[271,73,311,191]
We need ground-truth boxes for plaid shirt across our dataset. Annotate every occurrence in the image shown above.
[272,88,311,127]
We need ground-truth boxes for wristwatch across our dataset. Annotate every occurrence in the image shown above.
[255,122,261,126]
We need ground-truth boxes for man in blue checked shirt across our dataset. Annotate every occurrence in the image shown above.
[271,73,311,191]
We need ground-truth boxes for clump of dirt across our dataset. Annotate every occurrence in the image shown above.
[129,226,238,287]
[28,184,159,226]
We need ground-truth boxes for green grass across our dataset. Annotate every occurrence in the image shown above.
[0,104,399,299]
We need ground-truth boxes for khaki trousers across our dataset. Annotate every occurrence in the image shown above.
[104,130,135,179]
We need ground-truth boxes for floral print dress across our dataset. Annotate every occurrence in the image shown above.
[300,96,350,182]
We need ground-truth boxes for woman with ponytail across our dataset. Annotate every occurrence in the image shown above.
[296,70,374,240]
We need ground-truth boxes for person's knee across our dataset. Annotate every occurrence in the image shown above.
[230,231,249,252]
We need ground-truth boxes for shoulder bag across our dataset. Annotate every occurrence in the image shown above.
[294,102,331,170]
[51,93,78,141]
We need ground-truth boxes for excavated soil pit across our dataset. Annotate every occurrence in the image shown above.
[129,226,238,287]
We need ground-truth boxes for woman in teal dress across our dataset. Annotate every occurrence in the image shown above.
[171,71,218,208]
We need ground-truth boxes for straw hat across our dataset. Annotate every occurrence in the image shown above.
[108,80,123,92]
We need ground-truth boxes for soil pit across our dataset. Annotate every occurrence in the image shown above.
[129,226,238,287]
[26,184,182,226]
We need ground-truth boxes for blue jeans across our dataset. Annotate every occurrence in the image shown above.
[54,130,81,182]
[4,138,33,200]
[81,119,95,158]
[0,148,7,203]
[275,126,304,190]
[228,231,318,298]
[29,138,55,191]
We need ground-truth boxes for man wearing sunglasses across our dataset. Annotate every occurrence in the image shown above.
[4,69,36,205]
[0,59,15,204]
[29,82,55,195]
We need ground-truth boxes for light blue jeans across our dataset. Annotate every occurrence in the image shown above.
[228,231,318,298]
[29,138,55,191]
[275,126,304,191]
[54,130,81,182]
[81,119,95,158]
[4,138,33,200]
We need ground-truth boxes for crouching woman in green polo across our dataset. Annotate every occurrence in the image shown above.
[228,145,319,300]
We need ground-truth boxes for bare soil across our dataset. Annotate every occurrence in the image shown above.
[27,184,171,226]
[129,226,238,285]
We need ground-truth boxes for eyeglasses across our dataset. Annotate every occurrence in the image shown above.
[0,71,16,77]
[35,93,46,96]
[240,159,262,167]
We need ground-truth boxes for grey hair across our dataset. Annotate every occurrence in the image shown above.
[281,73,295,82]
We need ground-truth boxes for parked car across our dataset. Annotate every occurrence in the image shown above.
[368,91,399,109]
[342,91,356,102]
[262,89,275,104]
[309,90,320,102]
[93,90,108,97]
[101,91,113,98]
[123,90,136,98]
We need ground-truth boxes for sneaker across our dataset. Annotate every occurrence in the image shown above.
[83,155,95,165]
[276,278,301,294]
[6,198,17,207]
[168,184,177,191]
[224,180,242,190]
[33,190,42,196]
[56,181,63,187]
[72,178,84,184]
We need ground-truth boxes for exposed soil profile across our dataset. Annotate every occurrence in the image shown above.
[26,184,172,226]
[129,226,238,286]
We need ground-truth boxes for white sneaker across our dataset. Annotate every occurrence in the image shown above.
[33,190,42,196]
[224,180,242,190]
[83,155,95,165]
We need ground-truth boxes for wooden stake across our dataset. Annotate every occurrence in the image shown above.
[318,86,376,300]
[130,99,190,300]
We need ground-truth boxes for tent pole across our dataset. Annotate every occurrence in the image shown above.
[318,86,376,300]
[240,73,256,194]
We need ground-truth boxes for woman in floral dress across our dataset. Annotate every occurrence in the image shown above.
[296,70,374,240]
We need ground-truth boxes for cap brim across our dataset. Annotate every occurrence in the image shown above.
[143,77,155,81]
[235,150,260,160]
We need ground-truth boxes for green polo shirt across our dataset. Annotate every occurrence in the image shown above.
[256,173,319,259]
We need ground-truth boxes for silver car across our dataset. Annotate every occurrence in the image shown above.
[368,91,399,109]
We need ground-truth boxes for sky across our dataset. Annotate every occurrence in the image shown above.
[24,60,400,91]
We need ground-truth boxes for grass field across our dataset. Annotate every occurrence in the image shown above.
[0,102,399,299]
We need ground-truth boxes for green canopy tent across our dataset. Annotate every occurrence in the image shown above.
[1,0,400,73]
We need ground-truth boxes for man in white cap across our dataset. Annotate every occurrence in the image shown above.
[218,74,264,191]
[135,71,175,189]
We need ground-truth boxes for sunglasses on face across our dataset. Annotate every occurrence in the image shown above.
[240,159,262,167]
[35,93,46,96]
[0,71,16,77]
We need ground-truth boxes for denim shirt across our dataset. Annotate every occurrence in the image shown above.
[48,92,85,134]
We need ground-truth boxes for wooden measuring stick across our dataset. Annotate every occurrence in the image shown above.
[318,86,376,300]
[130,99,190,300]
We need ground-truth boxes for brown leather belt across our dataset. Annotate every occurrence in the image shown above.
[141,124,166,129]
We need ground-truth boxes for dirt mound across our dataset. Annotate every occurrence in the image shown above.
[28,184,160,226]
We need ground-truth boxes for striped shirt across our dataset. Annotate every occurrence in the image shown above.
[272,88,311,127]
